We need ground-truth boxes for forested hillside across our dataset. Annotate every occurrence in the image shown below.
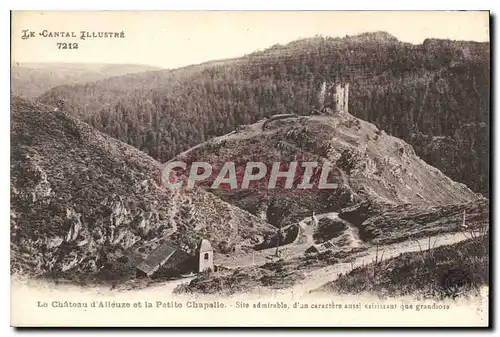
[38,32,490,195]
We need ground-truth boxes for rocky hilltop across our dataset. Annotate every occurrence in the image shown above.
[172,111,482,227]
[10,96,274,281]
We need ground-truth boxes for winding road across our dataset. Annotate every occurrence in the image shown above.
[290,230,482,296]
[159,211,483,296]
[215,212,346,269]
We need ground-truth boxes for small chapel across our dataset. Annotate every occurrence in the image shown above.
[197,239,214,273]
[135,238,214,278]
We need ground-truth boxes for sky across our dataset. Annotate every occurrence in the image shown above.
[11,11,490,69]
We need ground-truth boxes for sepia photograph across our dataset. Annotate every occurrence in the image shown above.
[9,10,490,327]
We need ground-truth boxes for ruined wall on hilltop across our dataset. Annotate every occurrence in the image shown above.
[321,82,349,114]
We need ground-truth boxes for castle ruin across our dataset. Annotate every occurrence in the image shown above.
[319,82,349,114]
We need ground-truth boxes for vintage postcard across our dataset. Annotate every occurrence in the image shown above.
[10,11,490,327]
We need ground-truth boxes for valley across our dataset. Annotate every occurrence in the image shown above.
[10,31,490,302]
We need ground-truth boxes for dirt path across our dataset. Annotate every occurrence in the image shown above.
[216,212,334,268]
[165,121,266,164]
[288,231,479,297]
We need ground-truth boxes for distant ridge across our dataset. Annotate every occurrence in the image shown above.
[11,62,162,99]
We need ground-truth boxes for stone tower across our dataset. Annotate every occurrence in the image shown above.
[322,82,349,114]
[197,239,214,272]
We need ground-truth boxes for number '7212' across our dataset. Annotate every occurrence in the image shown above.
[57,43,79,49]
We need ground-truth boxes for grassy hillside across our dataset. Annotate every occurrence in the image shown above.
[319,232,489,300]
[37,32,490,196]
[339,198,488,244]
